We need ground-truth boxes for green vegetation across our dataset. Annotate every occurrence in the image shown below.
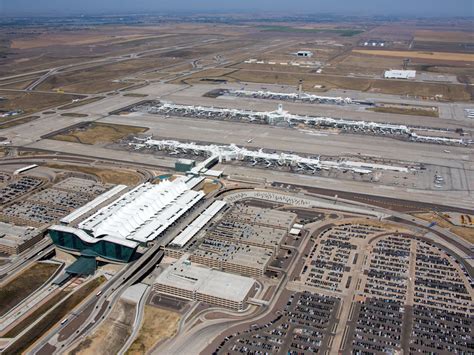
[123,93,149,98]
[4,276,105,355]
[60,113,89,118]
[258,25,364,37]
[0,262,59,317]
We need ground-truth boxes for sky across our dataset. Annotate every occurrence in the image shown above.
[0,0,473,17]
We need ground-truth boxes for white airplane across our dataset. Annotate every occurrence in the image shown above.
[247,138,254,143]
[443,150,451,153]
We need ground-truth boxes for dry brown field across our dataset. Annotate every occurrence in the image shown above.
[181,68,470,101]
[0,90,83,116]
[414,212,474,244]
[414,30,474,43]
[69,300,136,355]
[126,306,180,355]
[46,163,143,185]
[353,49,474,62]
[50,122,147,145]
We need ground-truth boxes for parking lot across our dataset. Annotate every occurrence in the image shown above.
[343,234,473,354]
[214,292,340,355]
[0,176,44,204]
[0,177,110,227]
[299,222,385,293]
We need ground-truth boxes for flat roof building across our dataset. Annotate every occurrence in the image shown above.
[384,70,416,80]
[296,51,313,57]
[208,205,296,253]
[154,257,256,310]
[166,237,273,278]
[0,222,40,255]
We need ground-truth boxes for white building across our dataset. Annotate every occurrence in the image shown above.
[296,50,313,57]
[384,70,416,80]
[78,177,204,244]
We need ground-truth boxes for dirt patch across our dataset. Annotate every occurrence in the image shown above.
[0,262,59,317]
[126,306,180,355]
[49,122,147,145]
[46,163,142,185]
[353,49,474,62]
[69,300,136,355]
[413,212,474,244]
[202,181,220,194]
[368,105,439,118]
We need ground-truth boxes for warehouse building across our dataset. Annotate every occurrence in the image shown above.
[154,257,256,310]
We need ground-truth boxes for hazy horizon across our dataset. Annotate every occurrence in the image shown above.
[1,0,473,17]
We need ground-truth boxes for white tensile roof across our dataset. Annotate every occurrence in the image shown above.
[79,177,204,243]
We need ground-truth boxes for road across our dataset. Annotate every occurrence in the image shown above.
[29,249,164,354]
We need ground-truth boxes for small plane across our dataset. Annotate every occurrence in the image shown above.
[247,138,254,143]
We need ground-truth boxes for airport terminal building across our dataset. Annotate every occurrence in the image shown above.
[49,176,204,263]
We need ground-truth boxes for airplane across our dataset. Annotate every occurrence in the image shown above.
[443,150,451,153]
[247,138,254,143]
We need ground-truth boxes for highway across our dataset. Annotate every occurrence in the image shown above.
[29,248,164,354]
[0,239,54,283]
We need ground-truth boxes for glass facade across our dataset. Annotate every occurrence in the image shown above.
[49,229,137,263]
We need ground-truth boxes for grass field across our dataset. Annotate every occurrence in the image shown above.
[126,306,180,355]
[0,115,40,129]
[4,276,105,355]
[368,106,439,117]
[60,113,89,118]
[36,58,177,94]
[58,97,105,110]
[414,30,474,43]
[258,26,364,37]
[0,91,84,117]
[196,69,471,101]
[0,262,59,317]
[46,163,142,185]
[70,300,135,355]
[413,212,474,244]
[353,49,474,62]
[123,93,149,98]
[50,122,148,145]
